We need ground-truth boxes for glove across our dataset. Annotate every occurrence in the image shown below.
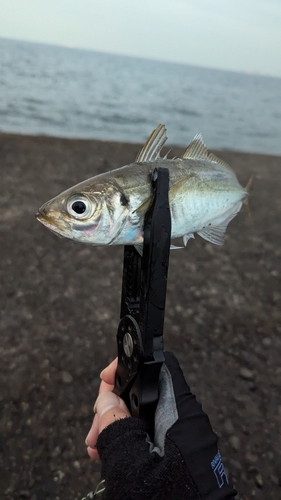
[153,351,237,499]
[91,352,237,499]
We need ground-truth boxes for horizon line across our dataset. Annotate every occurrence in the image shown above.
[1,35,280,81]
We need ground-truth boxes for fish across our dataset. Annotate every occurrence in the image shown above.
[36,124,251,250]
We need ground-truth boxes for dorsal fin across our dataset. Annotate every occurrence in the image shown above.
[163,149,171,159]
[135,124,167,162]
[182,134,209,160]
[208,152,234,172]
[182,134,234,172]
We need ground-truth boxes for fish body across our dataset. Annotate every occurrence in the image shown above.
[36,125,249,248]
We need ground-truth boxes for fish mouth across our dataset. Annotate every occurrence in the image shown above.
[36,209,67,238]
[36,210,58,228]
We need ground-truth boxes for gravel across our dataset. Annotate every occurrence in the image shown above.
[0,133,280,499]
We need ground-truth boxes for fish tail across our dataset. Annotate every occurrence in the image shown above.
[244,174,254,223]
[245,174,254,194]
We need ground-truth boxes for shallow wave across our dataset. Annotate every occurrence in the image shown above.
[100,113,149,126]
[1,38,281,155]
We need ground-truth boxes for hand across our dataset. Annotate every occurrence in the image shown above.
[85,353,237,499]
[85,358,131,460]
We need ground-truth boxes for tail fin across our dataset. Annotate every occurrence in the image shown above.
[246,174,254,194]
[244,174,254,222]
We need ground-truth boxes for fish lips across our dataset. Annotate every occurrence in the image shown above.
[36,207,68,238]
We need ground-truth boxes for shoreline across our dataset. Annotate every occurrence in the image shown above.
[1,130,280,159]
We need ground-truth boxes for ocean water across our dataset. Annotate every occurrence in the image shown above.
[1,37,281,155]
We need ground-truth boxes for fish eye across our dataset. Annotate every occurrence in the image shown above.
[66,195,93,219]
[72,200,87,214]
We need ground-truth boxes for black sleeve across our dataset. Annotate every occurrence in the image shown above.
[96,417,202,500]
[96,352,237,500]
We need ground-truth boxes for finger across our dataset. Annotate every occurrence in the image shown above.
[85,414,100,460]
[85,413,99,449]
[87,445,99,460]
[85,392,131,461]
[95,392,131,434]
[100,357,118,385]
[99,379,114,395]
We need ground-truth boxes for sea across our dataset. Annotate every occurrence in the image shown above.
[1,37,281,155]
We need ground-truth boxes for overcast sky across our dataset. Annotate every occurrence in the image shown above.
[1,0,281,77]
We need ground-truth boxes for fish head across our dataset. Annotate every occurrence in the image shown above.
[36,177,131,245]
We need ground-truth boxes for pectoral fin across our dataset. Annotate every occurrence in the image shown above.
[134,171,195,218]
[133,195,153,217]
[168,175,195,201]
[134,244,143,256]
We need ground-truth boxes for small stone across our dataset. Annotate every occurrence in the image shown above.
[262,337,272,347]
[248,381,257,391]
[61,371,73,384]
[270,474,278,485]
[255,473,263,488]
[248,465,258,473]
[188,372,197,382]
[224,418,234,434]
[19,491,31,499]
[239,367,254,380]
[56,470,65,481]
[245,452,258,464]
[229,435,241,451]
[229,458,242,471]
[42,479,58,494]
[51,446,61,458]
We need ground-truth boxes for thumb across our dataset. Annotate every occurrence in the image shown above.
[95,392,131,433]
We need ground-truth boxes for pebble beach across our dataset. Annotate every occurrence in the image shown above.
[1,133,281,499]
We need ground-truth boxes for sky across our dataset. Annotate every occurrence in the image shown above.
[0,0,281,77]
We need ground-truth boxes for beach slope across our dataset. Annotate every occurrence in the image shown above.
[1,133,280,499]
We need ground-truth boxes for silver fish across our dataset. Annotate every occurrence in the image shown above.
[36,124,250,249]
